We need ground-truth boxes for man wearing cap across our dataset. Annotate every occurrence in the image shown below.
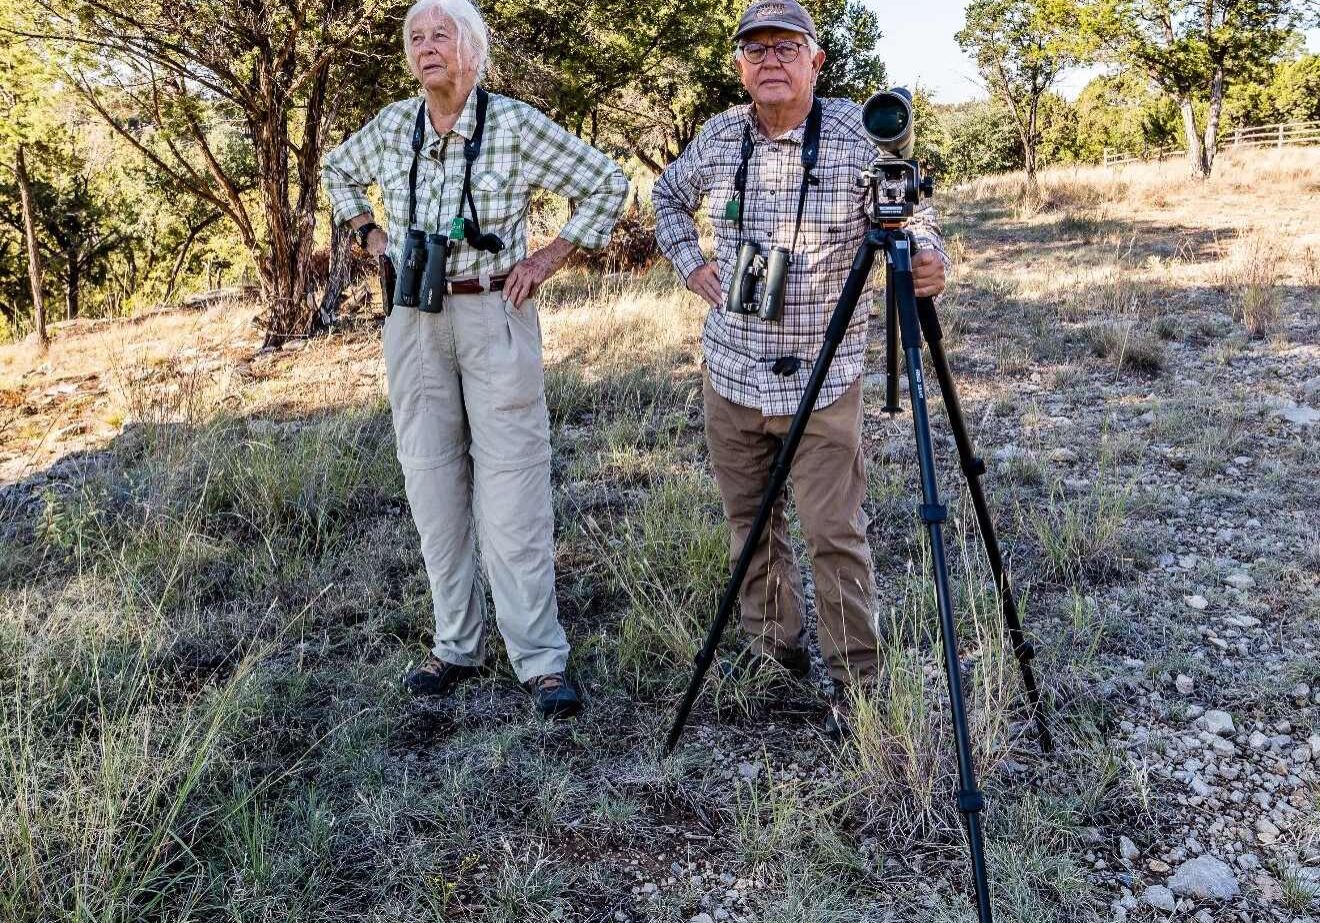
[652,0,950,736]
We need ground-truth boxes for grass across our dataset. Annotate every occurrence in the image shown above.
[1028,479,1132,586]
[1082,321,1164,375]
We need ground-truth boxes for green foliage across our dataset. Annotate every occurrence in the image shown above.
[1072,70,1181,160]
[956,0,1081,177]
[930,99,1025,183]
[479,0,884,171]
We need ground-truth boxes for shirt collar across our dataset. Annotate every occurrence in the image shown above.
[419,86,480,149]
[745,97,814,143]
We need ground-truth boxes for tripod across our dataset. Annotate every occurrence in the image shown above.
[664,223,1052,923]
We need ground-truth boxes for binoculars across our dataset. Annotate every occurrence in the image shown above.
[394,218,506,313]
[725,241,790,322]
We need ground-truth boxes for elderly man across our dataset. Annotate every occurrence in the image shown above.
[652,0,949,735]
[322,0,628,718]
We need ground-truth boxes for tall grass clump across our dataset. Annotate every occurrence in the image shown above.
[1215,231,1285,339]
[596,470,729,690]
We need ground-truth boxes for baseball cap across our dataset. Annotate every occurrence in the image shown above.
[733,0,818,41]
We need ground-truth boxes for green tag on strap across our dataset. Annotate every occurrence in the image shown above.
[723,198,741,221]
[449,216,465,239]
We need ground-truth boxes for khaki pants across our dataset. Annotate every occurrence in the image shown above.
[703,372,879,683]
[382,292,569,683]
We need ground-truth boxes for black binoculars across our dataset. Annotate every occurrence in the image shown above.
[393,220,506,313]
[725,241,790,322]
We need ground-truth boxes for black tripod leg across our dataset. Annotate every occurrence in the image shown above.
[915,294,1052,754]
[892,236,993,923]
[665,229,887,755]
[883,262,900,414]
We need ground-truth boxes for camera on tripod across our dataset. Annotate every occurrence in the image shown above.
[859,87,935,221]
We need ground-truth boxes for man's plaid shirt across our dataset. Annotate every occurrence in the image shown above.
[653,96,950,417]
[323,89,628,280]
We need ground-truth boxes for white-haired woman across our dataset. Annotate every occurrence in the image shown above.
[322,0,628,719]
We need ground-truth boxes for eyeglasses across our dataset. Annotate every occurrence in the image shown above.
[737,40,809,64]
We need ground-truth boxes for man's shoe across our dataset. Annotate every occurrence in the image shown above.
[528,672,580,719]
[718,642,810,682]
[403,655,483,697]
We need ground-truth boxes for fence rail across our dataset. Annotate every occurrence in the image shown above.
[1102,120,1320,167]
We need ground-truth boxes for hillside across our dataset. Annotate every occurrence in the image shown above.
[1,147,1318,922]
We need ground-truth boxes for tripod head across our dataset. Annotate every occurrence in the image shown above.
[859,87,935,222]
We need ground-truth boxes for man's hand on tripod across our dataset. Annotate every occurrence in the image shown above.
[912,251,946,298]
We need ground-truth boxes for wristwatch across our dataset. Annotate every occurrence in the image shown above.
[354,221,379,249]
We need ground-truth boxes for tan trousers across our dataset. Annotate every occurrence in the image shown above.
[382,292,569,683]
[703,372,879,683]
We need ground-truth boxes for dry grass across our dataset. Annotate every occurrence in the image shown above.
[960,147,1320,216]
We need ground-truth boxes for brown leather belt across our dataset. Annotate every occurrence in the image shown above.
[446,274,508,295]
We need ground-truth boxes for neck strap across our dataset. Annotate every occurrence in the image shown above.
[406,87,490,231]
[733,96,822,249]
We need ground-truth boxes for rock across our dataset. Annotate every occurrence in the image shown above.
[1200,710,1235,736]
[1225,613,1261,628]
[1189,775,1213,797]
[1224,573,1255,590]
[1168,855,1240,901]
[1274,402,1320,426]
[1309,734,1320,760]
[1249,731,1270,751]
[1293,683,1312,702]
[1255,817,1280,845]
[1119,836,1140,862]
[1141,885,1177,912]
[690,915,715,923]
[1049,447,1078,464]
[1184,594,1209,611]
[737,762,761,781]
[1175,674,1195,695]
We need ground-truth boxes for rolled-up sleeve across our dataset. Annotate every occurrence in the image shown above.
[651,125,713,283]
[517,105,628,250]
[322,113,382,227]
[906,203,951,274]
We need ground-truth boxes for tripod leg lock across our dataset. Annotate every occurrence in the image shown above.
[919,503,948,524]
[962,456,986,478]
[956,789,986,814]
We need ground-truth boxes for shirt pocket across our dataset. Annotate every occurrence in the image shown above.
[470,169,525,225]
[805,162,867,243]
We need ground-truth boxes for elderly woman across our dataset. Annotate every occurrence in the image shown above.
[322,0,628,718]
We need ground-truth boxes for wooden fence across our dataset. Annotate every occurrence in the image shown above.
[1102,120,1320,167]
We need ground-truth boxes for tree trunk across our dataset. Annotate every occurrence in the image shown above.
[65,243,81,320]
[253,60,328,349]
[1178,96,1208,178]
[164,213,221,304]
[16,144,49,352]
[1203,65,1225,174]
[1024,95,1040,193]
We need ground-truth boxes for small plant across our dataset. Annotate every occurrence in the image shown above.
[1083,321,1164,374]
[1029,480,1131,584]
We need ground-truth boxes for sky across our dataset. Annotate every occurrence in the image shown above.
[865,0,1320,104]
